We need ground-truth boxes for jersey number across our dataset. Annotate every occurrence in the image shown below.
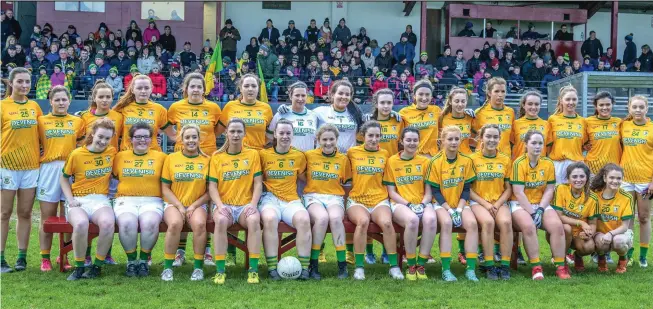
[368,158,375,165]
[192,111,198,117]
[185,164,194,170]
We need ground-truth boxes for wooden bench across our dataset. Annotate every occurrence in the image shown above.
[44,216,518,273]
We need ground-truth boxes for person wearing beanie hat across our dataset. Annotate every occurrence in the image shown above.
[282,19,302,47]
[36,64,52,99]
[414,51,434,78]
[355,27,370,46]
[123,64,140,90]
[220,17,241,62]
[458,21,476,37]
[623,33,637,66]
[258,18,280,46]
[106,66,124,99]
[257,40,281,101]
[394,31,416,67]
[333,17,351,46]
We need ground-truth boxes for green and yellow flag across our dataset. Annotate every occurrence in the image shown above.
[257,61,268,103]
[204,40,223,95]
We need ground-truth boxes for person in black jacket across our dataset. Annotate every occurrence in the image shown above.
[553,24,573,41]
[436,46,456,74]
[1,9,22,43]
[458,22,476,37]
[258,19,280,46]
[466,49,483,77]
[245,37,260,61]
[402,25,418,47]
[638,44,652,72]
[111,49,133,76]
[478,21,496,39]
[304,19,320,44]
[580,31,603,61]
[622,33,637,67]
[125,20,143,44]
[375,47,393,76]
[159,25,176,54]
[282,20,302,47]
[526,59,547,89]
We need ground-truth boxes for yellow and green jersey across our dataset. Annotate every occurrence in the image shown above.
[259,147,307,202]
[440,113,474,155]
[1,98,43,170]
[347,145,390,207]
[547,114,587,161]
[551,183,599,234]
[119,101,169,151]
[208,148,262,206]
[218,100,273,150]
[472,104,514,157]
[426,152,476,207]
[38,114,85,163]
[303,149,351,196]
[620,119,653,183]
[383,153,430,204]
[399,105,442,156]
[510,155,556,204]
[511,117,549,160]
[168,99,221,154]
[357,117,405,156]
[585,116,622,174]
[80,110,124,151]
[595,189,634,234]
[469,151,512,204]
[62,146,116,196]
[161,151,210,207]
[113,150,167,197]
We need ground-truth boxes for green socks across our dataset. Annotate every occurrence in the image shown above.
[266,256,278,270]
[126,250,137,262]
[193,254,204,269]
[17,249,27,260]
[335,246,346,262]
[417,253,428,266]
[458,239,466,254]
[441,252,452,271]
[299,256,310,270]
[311,245,321,260]
[249,254,260,272]
[627,247,634,259]
[466,253,478,270]
[407,253,417,266]
[387,253,398,267]
[216,255,226,273]
[139,250,151,263]
[355,253,364,268]
[366,243,374,254]
[640,243,649,260]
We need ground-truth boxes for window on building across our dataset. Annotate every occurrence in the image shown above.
[55,2,105,13]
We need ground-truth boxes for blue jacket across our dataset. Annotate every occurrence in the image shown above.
[393,42,415,63]
[96,63,112,78]
[508,73,524,89]
[540,73,561,94]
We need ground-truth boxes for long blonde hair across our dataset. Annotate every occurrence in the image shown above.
[480,77,506,109]
[439,87,468,124]
[440,125,462,145]
[179,124,208,157]
[554,85,578,115]
[85,117,116,146]
[114,74,152,112]
[89,79,114,111]
[518,91,543,118]
[624,95,649,121]
[215,118,246,154]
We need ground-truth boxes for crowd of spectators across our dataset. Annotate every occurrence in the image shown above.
[2,10,652,104]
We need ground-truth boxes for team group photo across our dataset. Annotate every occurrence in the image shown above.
[1,1,652,308]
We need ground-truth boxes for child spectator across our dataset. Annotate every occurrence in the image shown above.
[403,69,415,85]
[350,58,363,78]
[208,73,223,102]
[314,72,333,103]
[329,59,342,79]
[106,67,124,99]
[340,62,352,80]
[540,66,561,94]
[397,73,411,104]
[371,72,388,94]
[562,65,574,78]
[50,64,66,87]
[508,66,524,93]
[222,66,238,102]
[94,54,111,78]
[124,64,139,89]
[36,65,51,99]
[473,63,486,92]
[392,55,410,77]
[304,56,320,87]
[477,71,492,103]
[353,77,370,104]
[387,69,400,96]
[148,65,166,99]
[580,56,595,72]
[166,67,183,101]
[282,66,300,100]
[238,51,254,72]
[80,64,99,93]
[64,64,76,94]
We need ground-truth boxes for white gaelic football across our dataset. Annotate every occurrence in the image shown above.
[277,256,302,280]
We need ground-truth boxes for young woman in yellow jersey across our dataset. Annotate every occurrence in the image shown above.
[37,86,85,272]
[303,124,351,279]
[510,130,568,280]
[472,77,514,157]
[384,127,437,280]
[160,124,211,282]
[546,86,587,184]
[60,118,117,280]
[1,68,43,273]
[259,119,312,280]
[584,92,622,176]
[590,164,634,273]
[80,81,124,151]
[360,89,404,155]
[511,91,549,160]
[619,95,652,268]
[113,122,166,278]
[439,87,474,155]
[114,74,176,151]
[209,118,263,284]
[399,80,442,158]
[346,121,403,280]
[217,73,273,150]
[426,126,478,282]
[469,124,513,280]
[551,162,598,272]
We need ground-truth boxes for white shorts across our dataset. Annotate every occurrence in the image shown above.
[553,159,576,184]
[431,202,469,211]
[258,192,306,228]
[0,167,38,190]
[65,194,112,220]
[165,203,207,214]
[37,161,66,203]
[114,196,164,218]
[303,193,344,209]
[508,201,554,214]
[390,201,433,218]
[346,198,391,214]
[212,204,250,225]
[620,181,649,195]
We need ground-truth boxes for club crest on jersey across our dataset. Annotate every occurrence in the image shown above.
[380,158,384,164]
[257,111,263,116]
[198,163,204,170]
[308,120,313,126]
[31,110,36,116]
[612,123,617,129]
[149,110,154,116]
[428,113,434,118]
[243,160,249,166]
[68,121,74,127]
[148,160,154,166]
[105,156,111,163]
[614,207,618,213]
[416,165,422,172]
[392,126,397,131]
[3,176,11,185]
[334,163,340,170]
[289,160,295,167]
[540,170,544,177]
[203,110,208,117]
[497,164,503,170]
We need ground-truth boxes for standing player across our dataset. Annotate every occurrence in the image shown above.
[426,126,479,282]
[619,95,652,267]
[1,68,42,273]
[399,80,442,158]
[552,162,598,272]
[313,80,364,153]
[37,86,85,272]
[259,119,312,280]
[547,86,587,184]
[591,164,634,273]
[440,87,474,155]
[470,124,513,280]
[210,119,263,284]
[584,92,622,176]
[113,122,167,277]
[61,118,116,280]
[267,82,319,152]
[510,130,569,280]
[80,81,124,151]
[472,77,514,157]
[303,125,351,279]
[160,124,211,281]
[511,91,549,160]
[384,128,437,280]
[362,89,404,155]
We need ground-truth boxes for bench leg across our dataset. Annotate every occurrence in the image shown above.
[279,233,297,258]
[226,231,249,270]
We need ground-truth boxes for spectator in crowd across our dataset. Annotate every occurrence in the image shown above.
[562,64,574,77]
[581,30,603,64]
[222,66,238,102]
[2,9,22,48]
[477,70,491,100]
[623,33,637,67]
[553,24,573,41]
[258,19,280,46]
[393,33,415,66]
[148,65,166,99]
[245,37,260,62]
[639,44,652,72]
[159,25,177,54]
[436,46,455,74]
[329,58,342,79]
[303,56,320,87]
[526,58,546,89]
[314,71,332,102]
[402,25,418,48]
[617,61,627,72]
[95,22,110,41]
[282,20,302,47]
[30,25,42,44]
[392,56,410,78]
[353,77,369,104]
[360,47,375,76]
[199,42,213,63]
[258,44,281,102]
[595,61,609,72]
[479,21,496,39]
[375,46,393,76]
[31,47,50,75]
[355,27,370,46]
[466,48,483,77]
[304,19,320,44]
[485,49,498,70]
[105,67,124,99]
[44,43,60,63]
[458,21,476,37]
[35,65,51,99]
[580,56,595,72]
[554,55,567,70]
[600,47,614,70]
[123,64,139,89]
[215,19,239,63]
[505,26,518,40]
[350,58,363,78]
[538,42,555,62]
[1,45,22,69]
[571,60,581,74]
[628,59,643,72]
[414,51,434,78]
[208,73,223,101]
[179,41,197,68]
[65,24,80,42]
[370,71,388,94]
[521,24,548,40]
[508,66,524,93]
[277,37,290,57]
[72,49,91,78]
[94,54,111,78]
[453,49,467,79]
[137,47,156,74]
[51,64,66,87]
[143,19,161,45]
[319,18,332,45]
[333,18,352,45]
[487,58,509,81]
[501,50,517,73]
[540,66,561,94]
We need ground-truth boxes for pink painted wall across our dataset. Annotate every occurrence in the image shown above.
[36,2,215,52]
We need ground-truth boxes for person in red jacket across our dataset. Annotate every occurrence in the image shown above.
[148,65,167,99]
[371,71,388,94]
[313,72,333,103]
[123,64,139,90]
